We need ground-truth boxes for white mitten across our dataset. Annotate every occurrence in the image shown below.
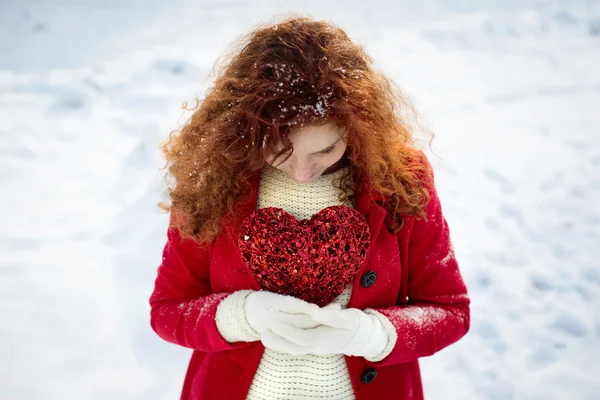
[244,290,321,335]
[269,303,389,359]
[216,289,321,346]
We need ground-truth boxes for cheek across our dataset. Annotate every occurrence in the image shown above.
[268,157,292,171]
[265,152,288,167]
[327,147,346,163]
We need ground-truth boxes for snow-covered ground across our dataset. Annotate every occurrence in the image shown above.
[1,0,599,399]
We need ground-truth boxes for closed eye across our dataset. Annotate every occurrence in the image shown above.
[320,146,335,155]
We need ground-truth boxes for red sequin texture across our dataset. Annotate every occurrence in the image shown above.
[238,205,371,307]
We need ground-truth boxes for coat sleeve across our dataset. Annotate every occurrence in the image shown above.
[365,164,471,367]
[149,217,254,352]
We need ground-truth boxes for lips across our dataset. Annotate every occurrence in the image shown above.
[295,170,317,182]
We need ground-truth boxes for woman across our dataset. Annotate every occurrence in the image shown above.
[149,16,470,400]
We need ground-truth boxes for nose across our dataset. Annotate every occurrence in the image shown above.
[290,163,315,182]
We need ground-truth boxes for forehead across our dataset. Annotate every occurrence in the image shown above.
[288,122,343,142]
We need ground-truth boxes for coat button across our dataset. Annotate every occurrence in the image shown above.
[361,368,377,384]
[361,271,377,288]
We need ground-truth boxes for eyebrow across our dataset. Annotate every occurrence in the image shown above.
[310,136,343,155]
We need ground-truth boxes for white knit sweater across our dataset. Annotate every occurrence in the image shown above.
[215,165,397,400]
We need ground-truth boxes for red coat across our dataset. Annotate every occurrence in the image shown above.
[149,166,470,400]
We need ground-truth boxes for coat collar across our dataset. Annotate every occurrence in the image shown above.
[224,169,389,249]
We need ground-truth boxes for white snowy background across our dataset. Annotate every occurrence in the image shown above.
[1,0,599,399]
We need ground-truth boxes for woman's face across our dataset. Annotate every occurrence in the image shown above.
[265,122,348,183]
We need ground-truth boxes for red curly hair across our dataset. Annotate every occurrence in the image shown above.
[160,16,433,243]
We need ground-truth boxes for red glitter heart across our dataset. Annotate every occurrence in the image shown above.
[238,205,371,307]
